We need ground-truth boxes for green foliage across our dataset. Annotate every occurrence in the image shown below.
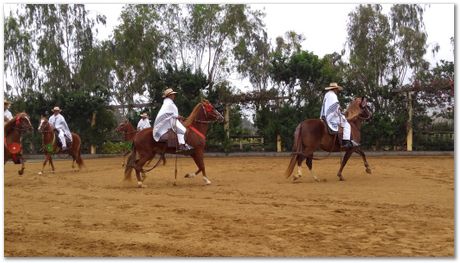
[101,141,132,154]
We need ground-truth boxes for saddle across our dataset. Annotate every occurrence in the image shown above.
[158,129,179,149]
[321,117,343,142]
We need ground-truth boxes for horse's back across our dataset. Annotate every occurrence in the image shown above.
[300,119,326,136]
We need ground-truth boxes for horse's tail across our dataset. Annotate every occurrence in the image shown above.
[285,123,304,178]
[73,133,84,169]
[124,144,136,180]
[76,149,84,169]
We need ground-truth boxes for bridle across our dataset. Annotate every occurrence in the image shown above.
[194,103,222,124]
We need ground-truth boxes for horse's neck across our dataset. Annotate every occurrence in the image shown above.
[349,118,363,131]
[5,126,20,142]
[125,125,136,141]
[42,126,55,144]
[4,121,15,136]
[192,122,209,134]
[190,111,209,134]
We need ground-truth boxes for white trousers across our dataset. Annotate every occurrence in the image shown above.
[175,119,186,145]
[58,129,67,148]
[341,120,351,140]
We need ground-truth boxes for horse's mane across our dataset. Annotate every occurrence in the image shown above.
[345,98,362,121]
[183,100,208,127]
[5,112,26,133]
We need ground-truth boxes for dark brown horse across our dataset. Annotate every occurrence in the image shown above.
[124,99,224,187]
[285,97,372,181]
[4,112,34,175]
[115,120,137,167]
[37,116,84,174]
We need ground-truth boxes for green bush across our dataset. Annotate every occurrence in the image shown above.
[101,141,132,154]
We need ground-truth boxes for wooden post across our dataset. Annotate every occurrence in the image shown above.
[91,111,97,154]
[406,91,413,151]
[276,134,282,152]
[224,103,230,140]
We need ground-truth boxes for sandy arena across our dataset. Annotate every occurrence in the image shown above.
[3,154,454,257]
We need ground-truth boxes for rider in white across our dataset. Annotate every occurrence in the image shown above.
[320,82,358,148]
[49,106,72,150]
[137,112,151,131]
[152,88,190,151]
[4,100,13,122]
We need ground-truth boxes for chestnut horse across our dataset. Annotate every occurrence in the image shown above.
[124,99,224,187]
[37,116,84,174]
[285,97,372,181]
[116,120,162,168]
[115,120,137,167]
[4,112,34,175]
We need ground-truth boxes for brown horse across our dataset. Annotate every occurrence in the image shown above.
[4,112,34,175]
[124,99,224,187]
[37,116,84,174]
[285,97,372,181]
[115,120,137,167]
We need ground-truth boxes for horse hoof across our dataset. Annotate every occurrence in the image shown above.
[184,173,195,178]
[338,177,345,181]
[18,170,24,176]
[293,174,301,181]
[366,168,372,174]
[38,171,43,175]
[314,178,320,182]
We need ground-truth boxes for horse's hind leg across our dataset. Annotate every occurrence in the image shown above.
[293,155,305,181]
[305,154,320,182]
[354,148,372,174]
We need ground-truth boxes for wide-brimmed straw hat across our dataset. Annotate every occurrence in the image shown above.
[162,88,178,98]
[52,106,62,112]
[324,82,343,91]
[140,112,148,118]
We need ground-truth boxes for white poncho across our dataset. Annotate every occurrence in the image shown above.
[49,113,72,141]
[320,90,346,132]
[152,98,179,141]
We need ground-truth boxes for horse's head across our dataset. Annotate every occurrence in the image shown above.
[345,97,372,121]
[38,116,53,133]
[201,100,224,123]
[12,112,34,133]
[116,119,131,133]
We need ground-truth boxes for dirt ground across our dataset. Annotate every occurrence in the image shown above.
[3,154,454,257]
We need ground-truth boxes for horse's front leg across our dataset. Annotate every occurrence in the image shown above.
[39,154,49,175]
[134,155,151,188]
[49,155,55,174]
[18,156,25,175]
[121,150,131,167]
[354,148,372,174]
[337,149,353,181]
[186,151,210,185]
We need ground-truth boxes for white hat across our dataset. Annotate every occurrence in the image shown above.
[324,82,343,91]
[162,88,178,98]
[140,112,148,118]
[52,106,62,112]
